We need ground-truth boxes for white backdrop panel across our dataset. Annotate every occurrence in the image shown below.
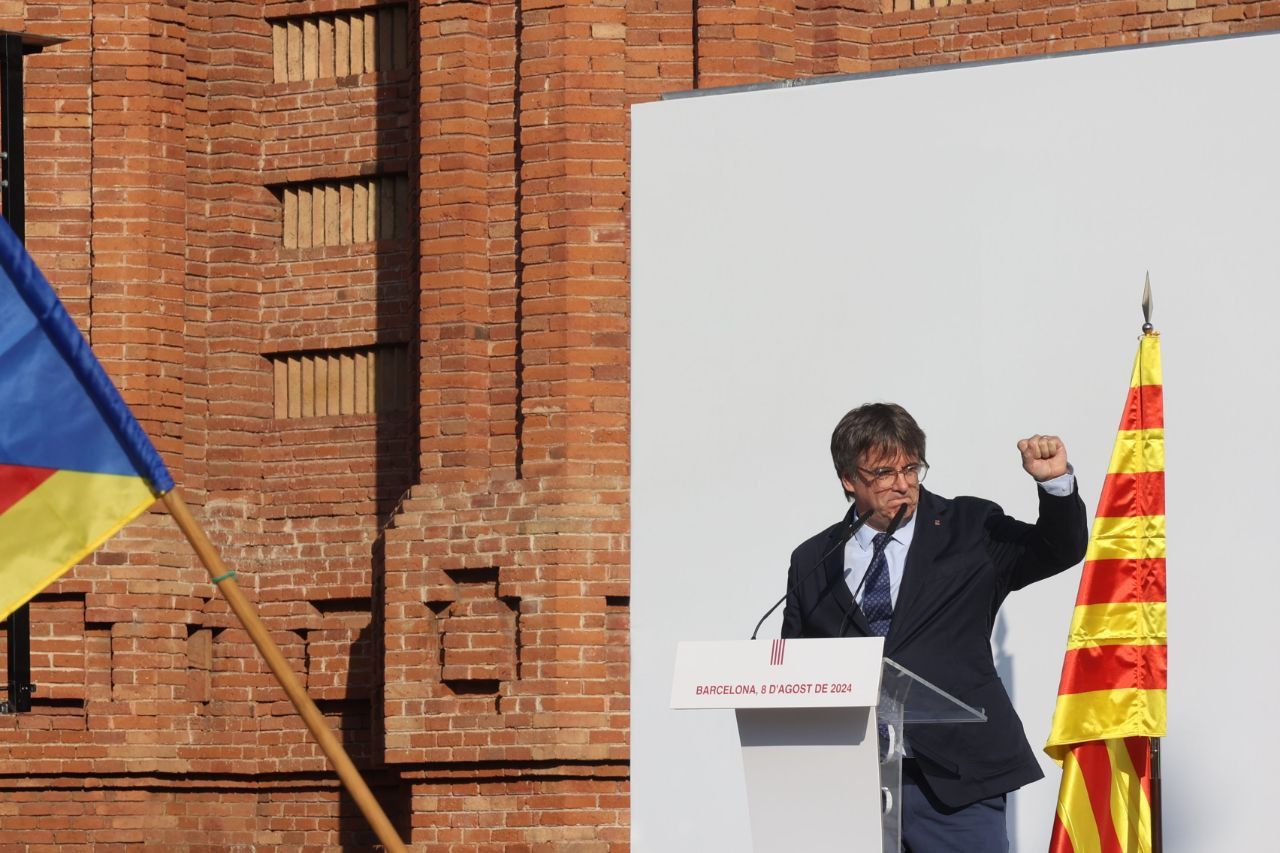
[632,34,1280,853]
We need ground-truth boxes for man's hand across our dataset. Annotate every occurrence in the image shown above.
[1018,434,1069,482]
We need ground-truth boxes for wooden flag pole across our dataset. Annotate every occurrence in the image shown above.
[162,490,408,853]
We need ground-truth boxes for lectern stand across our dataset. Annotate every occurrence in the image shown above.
[671,638,985,853]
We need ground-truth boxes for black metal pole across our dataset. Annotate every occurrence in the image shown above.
[1,31,24,237]
[1149,736,1163,853]
[2,30,34,714]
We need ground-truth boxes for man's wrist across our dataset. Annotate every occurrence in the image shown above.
[1037,465,1075,497]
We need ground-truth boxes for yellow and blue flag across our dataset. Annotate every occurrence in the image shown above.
[0,216,172,620]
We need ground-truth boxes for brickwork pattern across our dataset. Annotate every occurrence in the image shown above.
[409,778,629,851]
[0,0,1275,848]
[0,781,403,849]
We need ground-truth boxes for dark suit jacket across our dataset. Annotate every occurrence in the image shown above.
[780,485,1087,808]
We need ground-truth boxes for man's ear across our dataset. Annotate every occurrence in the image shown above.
[840,474,857,495]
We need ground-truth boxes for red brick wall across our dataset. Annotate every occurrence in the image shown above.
[409,778,628,851]
[0,781,405,849]
[0,0,1275,848]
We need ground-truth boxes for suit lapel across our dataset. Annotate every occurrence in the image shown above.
[822,528,869,636]
[885,489,946,654]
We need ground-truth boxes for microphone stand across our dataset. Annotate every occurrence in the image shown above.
[749,505,874,639]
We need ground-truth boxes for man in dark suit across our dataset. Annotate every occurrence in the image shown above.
[781,403,1087,853]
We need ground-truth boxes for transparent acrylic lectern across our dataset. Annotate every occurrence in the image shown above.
[877,658,987,853]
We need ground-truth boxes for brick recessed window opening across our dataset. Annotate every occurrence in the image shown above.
[270,5,411,83]
[280,174,410,249]
[271,344,412,419]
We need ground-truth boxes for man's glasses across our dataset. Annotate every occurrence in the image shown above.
[857,462,929,489]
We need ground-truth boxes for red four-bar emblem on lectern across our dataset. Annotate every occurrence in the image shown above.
[770,638,785,666]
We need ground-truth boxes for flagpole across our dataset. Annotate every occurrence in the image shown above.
[1150,736,1163,853]
[1142,275,1164,853]
[161,489,408,853]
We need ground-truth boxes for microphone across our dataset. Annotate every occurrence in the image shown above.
[840,503,909,637]
[749,503,875,639]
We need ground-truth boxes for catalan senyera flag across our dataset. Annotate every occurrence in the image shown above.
[0,215,173,620]
[1044,332,1166,853]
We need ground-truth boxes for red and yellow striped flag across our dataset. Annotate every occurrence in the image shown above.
[1045,332,1166,853]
